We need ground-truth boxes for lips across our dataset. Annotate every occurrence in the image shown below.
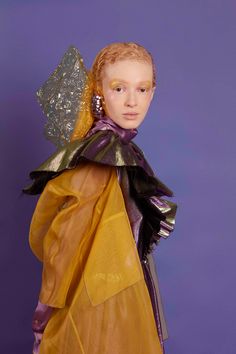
[123,112,138,115]
[123,112,139,119]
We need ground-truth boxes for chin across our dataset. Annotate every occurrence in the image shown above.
[126,123,139,129]
[120,118,142,130]
[108,115,143,130]
[116,122,137,130]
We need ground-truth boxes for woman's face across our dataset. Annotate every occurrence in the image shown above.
[101,59,155,129]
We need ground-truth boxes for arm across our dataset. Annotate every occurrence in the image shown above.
[29,162,112,350]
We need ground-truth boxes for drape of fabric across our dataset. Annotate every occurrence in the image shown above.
[23,117,177,260]
[26,116,177,353]
[23,117,173,199]
[31,167,170,353]
[147,254,169,341]
[29,162,163,354]
[117,166,168,350]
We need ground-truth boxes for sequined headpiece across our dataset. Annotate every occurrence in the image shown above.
[36,45,98,147]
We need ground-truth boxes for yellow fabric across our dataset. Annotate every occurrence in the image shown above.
[29,162,163,354]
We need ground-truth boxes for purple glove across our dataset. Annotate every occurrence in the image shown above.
[32,301,54,354]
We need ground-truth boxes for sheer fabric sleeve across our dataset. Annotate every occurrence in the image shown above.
[29,162,112,308]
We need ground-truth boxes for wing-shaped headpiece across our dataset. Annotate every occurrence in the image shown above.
[36,45,89,147]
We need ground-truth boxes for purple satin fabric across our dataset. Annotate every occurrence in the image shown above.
[117,167,165,351]
[141,260,165,352]
[86,116,138,143]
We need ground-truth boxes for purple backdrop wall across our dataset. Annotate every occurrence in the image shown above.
[1,0,236,353]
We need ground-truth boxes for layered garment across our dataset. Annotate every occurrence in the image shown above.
[25,117,177,354]
[30,162,163,353]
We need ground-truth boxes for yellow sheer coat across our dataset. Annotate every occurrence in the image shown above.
[29,161,163,354]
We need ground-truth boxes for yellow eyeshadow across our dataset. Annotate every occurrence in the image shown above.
[109,81,124,89]
[140,81,152,88]
[109,80,152,89]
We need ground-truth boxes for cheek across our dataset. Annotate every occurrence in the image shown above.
[143,93,153,106]
[104,92,121,108]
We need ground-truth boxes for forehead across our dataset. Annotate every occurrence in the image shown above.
[102,59,153,82]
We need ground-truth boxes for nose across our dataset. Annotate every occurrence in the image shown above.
[125,90,137,107]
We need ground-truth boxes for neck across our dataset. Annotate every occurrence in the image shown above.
[86,116,138,143]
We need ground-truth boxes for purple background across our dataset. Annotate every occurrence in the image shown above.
[1,1,236,353]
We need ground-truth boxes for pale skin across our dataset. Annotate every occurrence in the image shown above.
[101,59,155,130]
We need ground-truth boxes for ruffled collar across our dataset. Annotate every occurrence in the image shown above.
[86,116,138,143]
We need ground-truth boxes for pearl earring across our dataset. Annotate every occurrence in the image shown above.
[92,94,105,119]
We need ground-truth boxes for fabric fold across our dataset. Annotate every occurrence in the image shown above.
[29,162,163,354]
[23,129,173,198]
[26,116,177,353]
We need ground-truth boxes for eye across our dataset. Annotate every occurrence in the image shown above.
[139,87,149,93]
[113,86,125,93]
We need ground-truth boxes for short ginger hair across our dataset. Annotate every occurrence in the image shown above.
[91,42,156,94]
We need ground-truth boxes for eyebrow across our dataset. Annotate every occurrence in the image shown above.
[109,79,152,86]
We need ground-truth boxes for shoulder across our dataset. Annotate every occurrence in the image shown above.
[47,161,115,196]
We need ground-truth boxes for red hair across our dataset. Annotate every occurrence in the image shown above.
[91,42,156,94]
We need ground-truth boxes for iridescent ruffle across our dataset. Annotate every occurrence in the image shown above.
[23,128,174,199]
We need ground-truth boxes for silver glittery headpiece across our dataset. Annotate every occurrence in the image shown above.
[36,45,90,147]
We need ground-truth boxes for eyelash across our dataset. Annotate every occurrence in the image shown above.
[113,87,149,93]
[114,87,124,92]
[139,88,149,93]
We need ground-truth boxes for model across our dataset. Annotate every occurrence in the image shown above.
[24,42,178,354]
